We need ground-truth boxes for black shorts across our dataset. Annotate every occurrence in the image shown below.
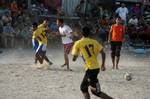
[80,69,100,92]
[111,41,122,57]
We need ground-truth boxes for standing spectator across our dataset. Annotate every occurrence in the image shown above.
[75,0,85,17]
[130,3,141,18]
[2,23,15,48]
[108,17,125,69]
[10,0,19,25]
[116,3,128,25]
[128,15,138,26]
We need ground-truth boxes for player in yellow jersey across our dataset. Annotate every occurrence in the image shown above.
[72,27,113,99]
[32,19,53,65]
[32,22,43,64]
[37,19,53,65]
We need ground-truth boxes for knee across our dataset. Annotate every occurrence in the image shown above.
[111,52,115,58]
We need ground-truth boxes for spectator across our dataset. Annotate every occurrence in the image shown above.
[10,0,19,26]
[138,16,147,26]
[142,24,150,44]
[75,0,85,17]
[128,15,138,26]
[10,0,19,16]
[144,5,150,24]
[130,3,141,18]
[116,3,128,25]
[2,12,12,26]
[2,23,15,48]
[0,19,3,47]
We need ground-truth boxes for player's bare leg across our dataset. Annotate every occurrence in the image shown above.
[61,53,72,71]
[116,56,120,69]
[111,54,115,69]
[82,92,90,99]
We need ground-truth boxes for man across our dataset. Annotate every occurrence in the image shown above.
[57,18,73,71]
[108,17,125,69]
[2,23,15,48]
[32,22,43,64]
[37,19,53,65]
[116,3,128,25]
[72,27,113,99]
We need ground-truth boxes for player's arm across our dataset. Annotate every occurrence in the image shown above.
[108,25,112,43]
[72,41,79,62]
[100,48,106,71]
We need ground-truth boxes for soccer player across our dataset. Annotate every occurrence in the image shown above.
[37,19,53,65]
[108,17,125,69]
[32,22,43,64]
[56,18,73,71]
[72,27,113,99]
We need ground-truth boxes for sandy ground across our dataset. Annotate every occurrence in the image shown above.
[0,45,150,99]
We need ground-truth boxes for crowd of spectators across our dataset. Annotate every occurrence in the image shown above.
[0,0,150,49]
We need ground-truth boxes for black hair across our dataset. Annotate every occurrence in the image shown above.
[44,17,49,21]
[57,18,64,23]
[116,16,121,20]
[82,26,91,37]
[32,22,38,28]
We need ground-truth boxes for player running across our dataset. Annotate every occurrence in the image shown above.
[72,27,113,99]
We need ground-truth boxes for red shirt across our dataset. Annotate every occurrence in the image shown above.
[111,24,125,42]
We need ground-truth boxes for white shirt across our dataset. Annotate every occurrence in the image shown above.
[128,18,138,26]
[116,7,128,21]
[59,24,73,44]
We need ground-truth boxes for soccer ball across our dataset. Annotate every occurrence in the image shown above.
[124,72,132,81]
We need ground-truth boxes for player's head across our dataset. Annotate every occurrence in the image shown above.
[32,22,38,30]
[57,18,64,27]
[115,16,121,24]
[43,18,49,27]
[82,26,91,37]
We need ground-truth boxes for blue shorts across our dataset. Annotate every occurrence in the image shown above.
[32,39,46,53]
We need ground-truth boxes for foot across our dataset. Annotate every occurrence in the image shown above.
[116,66,119,69]
[112,66,115,69]
[48,61,53,65]
[101,66,106,71]
[61,63,67,67]
[66,68,73,71]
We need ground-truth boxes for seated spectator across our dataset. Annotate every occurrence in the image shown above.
[138,16,147,26]
[141,24,150,44]
[2,12,12,26]
[144,5,150,24]
[128,15,138,26]
[2,23,15,48]
[57,7,65,16]
[0,19,3,47]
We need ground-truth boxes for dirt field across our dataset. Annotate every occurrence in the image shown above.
[0,46,150,99]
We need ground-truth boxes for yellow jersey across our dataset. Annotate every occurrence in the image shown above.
[72,38,103,70]
[32,24,47,45]
[38,23,48,45]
